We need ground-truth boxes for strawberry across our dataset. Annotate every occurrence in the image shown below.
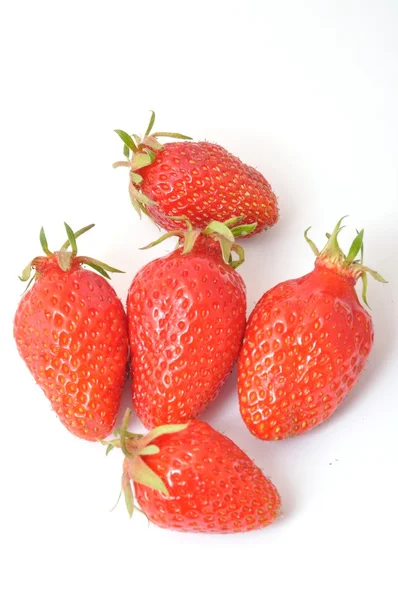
[113,111,278,235]
[14,223,129,441]
[238,218,386,440]
[127,217,253,428]
[105,409,281,533]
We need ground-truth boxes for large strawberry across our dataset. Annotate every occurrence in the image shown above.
[105,409,281,533]
[238,218,386,440]
[14,224,129,441]
[127,217,253,428]
[113,112,278,235]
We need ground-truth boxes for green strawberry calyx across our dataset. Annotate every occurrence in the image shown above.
[112,110,192,218]
[140,216,256,269]
[19,223,124,292]
[305,216,387,307]
[102,408,188,518]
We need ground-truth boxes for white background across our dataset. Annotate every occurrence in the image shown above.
[1,1,397,598]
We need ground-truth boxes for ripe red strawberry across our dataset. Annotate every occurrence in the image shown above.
[238,218,386,440]
[105,410,281,533]
[127,218,253,428]
[113,112,278,235]
[14,223,129,441]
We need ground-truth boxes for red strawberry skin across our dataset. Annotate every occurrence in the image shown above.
[127,237,246,428]
[138,141,278,234]
[14,258,129,440]
[238,264,374,440]
[132,420,281,533]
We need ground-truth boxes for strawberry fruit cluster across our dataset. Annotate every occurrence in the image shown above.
[14,113,385,534]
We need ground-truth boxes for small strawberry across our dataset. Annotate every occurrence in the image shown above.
[127,217,253,428]
[238,218,386,440]
[105,409,281,533]
[14,223,129,441]
[113,111,278,236]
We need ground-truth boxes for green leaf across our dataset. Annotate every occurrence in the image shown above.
[83,261,111,279]
[130,172,143,185]
[182,229,200,254]
[39,227,52,256]
[360,272,370,309]
[319,216,348,259]
[143,148,156,161]
[142,136,164,151]
[110,489,122,512]
[304,226,320,256]
[123,144,130,159]
[113,428,142,440]
[219,237,233,264]
[344,229,364,265]
[20,274,36,294]
[138,444,160,456]
[144,110,156,137]
[114,130,138,153]
[106,444,114,456]
[140,231,182,250]
[204,220,235,242]
[230,243,245,269]
[19,261,33,282]
[356,229,364,264]
[152,131,192,140]
[130,151,155,171]
[141,423,188,446]
[122,475,135,518]
[230,223,257,237]
[112,160,130,169]
[169,216,193,230]
[120,408,133,457]
[129,186,143,218]
[129,456,169,496]
[80,257,124,274]
[361,266,388,283]
[129,185,156,208]
[60,223,95,251]
[64,223,77,255]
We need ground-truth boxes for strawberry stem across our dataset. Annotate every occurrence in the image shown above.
[113,112,192,222]
[304,217,387,307]
[141,216,255,269]
[18,223,124,291]
[120,408,133,458]
[60,224,95,251]
[144,110,156,137]
[64,222,77,255]
[39,227,52,256]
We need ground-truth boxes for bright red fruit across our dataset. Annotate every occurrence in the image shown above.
[238,218,386,440]
[106,410,281,533]
[14,224,129,441]
[113,112,278,235]
[127,218,251,428]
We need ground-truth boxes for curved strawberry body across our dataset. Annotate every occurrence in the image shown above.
[14,228,129,441]
[138,142,278,234]
[131,420,281,533]
[239,265,373,439]
[127,237,246,428]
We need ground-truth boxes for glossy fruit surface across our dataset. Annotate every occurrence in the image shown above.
[238,219,385,440]
[114,113,278,235]
[127,223,247,428]
[106,414,281,533]
[139,141,278,234]
[14,225,129,440]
